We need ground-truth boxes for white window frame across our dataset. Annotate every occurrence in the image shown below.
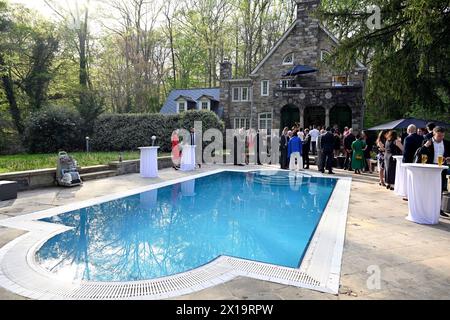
[241,87,249,101]
[258,113,272,132]
[261,80,269,96]
[233,118,250,130]
[232,87,240,102]
[199,99,210,111]
[283,53,294,65]
[177,100,187,113]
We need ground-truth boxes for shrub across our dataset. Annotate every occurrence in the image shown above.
[91,111,224,153]
[91,113,180,153]
[178,110,225,133]
[23,106,85,153]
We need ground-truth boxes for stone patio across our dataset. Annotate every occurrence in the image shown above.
[0,164,449,300]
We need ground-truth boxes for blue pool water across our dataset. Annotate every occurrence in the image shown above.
[36,171,336,282]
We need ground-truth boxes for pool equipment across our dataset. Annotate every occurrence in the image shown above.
[56,151,83,187]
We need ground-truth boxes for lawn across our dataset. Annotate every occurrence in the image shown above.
[0,151,162,174]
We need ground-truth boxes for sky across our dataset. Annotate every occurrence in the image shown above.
[9,0,165,35]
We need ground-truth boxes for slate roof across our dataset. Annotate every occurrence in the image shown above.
[160,88,220,114]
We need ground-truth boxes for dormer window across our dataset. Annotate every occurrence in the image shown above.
[177,101,187,113]
[283,53,294,65]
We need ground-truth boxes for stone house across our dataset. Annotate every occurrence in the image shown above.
[161,0,367,132]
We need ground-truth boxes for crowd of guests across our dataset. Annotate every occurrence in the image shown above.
[280,122,450,219]
[279,125,376,175]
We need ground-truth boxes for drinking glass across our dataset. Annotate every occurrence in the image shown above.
[421,154,428,164]
[438,155,444,166]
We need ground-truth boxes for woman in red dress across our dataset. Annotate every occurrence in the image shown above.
[171,129,181,170]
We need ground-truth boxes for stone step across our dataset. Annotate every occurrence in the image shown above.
[80,170,117,182]
[79,165,111,174]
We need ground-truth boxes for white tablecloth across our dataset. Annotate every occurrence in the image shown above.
[393,156,408,198]
[139,147,159,178]
[402,163,449,225]
[180,145,197,172]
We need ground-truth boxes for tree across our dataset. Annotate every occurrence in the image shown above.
[318,0,450,125]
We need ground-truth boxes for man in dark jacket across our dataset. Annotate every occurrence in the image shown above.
[424,122,436,141]
[403,124,425,163]
[343,129,356,171]
[302,129,311,169]
[415,127,450,218]
[320,128,336,174]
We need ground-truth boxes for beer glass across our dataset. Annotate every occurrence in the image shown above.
[421,154,428,164]
[438,155,444,166]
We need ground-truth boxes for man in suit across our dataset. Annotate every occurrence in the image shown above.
[416,127,450,218]
[302,129,311,169]
[403,124,424,164]
[320,127,336,174]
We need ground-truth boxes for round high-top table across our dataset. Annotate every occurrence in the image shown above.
[181,145,197,172]
[139,147,159,178]
[402,163,449,225]
[393,156,408,198]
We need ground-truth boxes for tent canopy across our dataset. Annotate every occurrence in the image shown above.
[282,65,318,77]
[367,118,450,131]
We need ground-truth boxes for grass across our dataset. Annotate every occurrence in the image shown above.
[0,151,169,174]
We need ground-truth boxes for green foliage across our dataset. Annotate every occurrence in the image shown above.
[23,106,85,153]
[0,151,143,173]
[91,113,180,153]
[76,89,106,135]
[319,0,450,125]
[178,110,225,133]
[91,111,224,153]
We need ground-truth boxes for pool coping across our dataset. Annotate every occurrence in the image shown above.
[0,168,351,300]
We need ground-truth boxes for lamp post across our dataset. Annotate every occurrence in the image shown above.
[151,136,157,147]
[85,136,90,153]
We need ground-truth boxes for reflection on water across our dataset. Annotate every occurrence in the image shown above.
[36,171,337,282]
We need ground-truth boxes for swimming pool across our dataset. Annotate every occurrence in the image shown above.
[0,168,351,299]
[36,171,336,282]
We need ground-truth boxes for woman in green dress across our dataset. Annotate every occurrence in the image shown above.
[352,134,367,174]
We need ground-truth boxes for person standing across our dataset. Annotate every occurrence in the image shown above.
[415,126,450,197]
[171,129,181,170]
[333,129,342,157]
[376,130,389,186]
[424,122,436,140]
[384,131,404,190]
[351,134,366,174]
[309,126,320,155]
[344,129,356,171]
[288,130,303,171]
[279,127,289,169]
[362,131,374,174]
[189,127,202,169]
[403,125,424,164]
[320,128,335,174]
[302,129,311,169]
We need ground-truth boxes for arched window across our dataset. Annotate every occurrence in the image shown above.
[283,53,294,65]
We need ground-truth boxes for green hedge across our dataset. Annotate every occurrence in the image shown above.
[91,111,224,153]
[23,106,85,153]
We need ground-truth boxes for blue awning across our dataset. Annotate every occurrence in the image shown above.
[367,118,450,131]
[282,65,318,77]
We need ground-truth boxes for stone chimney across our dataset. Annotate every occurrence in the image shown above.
[220,58,232,81]
[296,0,320,20]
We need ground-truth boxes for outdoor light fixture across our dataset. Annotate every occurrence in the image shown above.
[151,136,157,146]
[85,137,90,153]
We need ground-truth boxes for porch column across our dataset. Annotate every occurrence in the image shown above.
[325,108,330,128]
[300,107,305,128]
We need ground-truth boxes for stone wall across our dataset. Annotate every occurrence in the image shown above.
[0,156,174,191]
